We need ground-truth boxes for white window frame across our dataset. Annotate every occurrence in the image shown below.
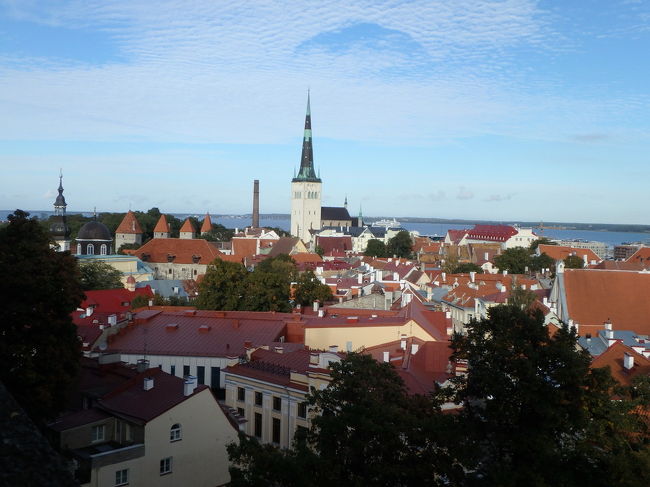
[170,423,182,442]
[91,424,105,443]
[115,468,128,486]
[87,243,95,255]
[160,456,173,475]
[100,243,107,255]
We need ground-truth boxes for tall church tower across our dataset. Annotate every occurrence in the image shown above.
[50,171,71,251]
[291,92,322,242]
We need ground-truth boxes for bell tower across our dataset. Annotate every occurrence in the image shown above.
[290,91,322,242]
[50,170,71,251]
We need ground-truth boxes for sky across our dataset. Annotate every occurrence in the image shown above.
[0,0,648,224]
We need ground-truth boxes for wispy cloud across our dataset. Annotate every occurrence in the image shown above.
[484,193,516,202]
[457,186,474,200]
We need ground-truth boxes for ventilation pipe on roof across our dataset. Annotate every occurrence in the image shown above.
[313,301,319,312]
[184,376,197,396]
[86,306,94,317]
[411,343,419,355]
[383,351,390,362]
[400,334,407,350]
[358,273,363,284]
[442,272,447,282]
[470,271,476,283]
[583,254,588,266]
[144,377,154,391]
[318,309,325,318]
[624,352,634,370]
[136,359,149,373]
[484,252,489,261]
[502,270,508,276]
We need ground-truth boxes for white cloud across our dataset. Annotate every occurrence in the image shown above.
[457,186,474,200]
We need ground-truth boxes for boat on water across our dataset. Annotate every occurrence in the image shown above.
[371,218,401,229]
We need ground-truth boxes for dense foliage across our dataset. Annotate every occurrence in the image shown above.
[78,260,123,290]
[197,255,331,312]
[451,262,483,274]
[386,230,413,259]
[564,254,585,269]
[0,210,84,423]
[228,304,650,486]
[364,239,387,257]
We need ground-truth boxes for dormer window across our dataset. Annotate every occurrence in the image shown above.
[167,254,175,262]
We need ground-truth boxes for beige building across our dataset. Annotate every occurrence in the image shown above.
[115,210,144,249]
[224,347,340,448]
[49,361,237,487]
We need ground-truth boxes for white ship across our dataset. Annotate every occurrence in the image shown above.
[371,218,401,229]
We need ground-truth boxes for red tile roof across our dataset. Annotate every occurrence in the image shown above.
[201,213,212,233]
[446,229,468,244]
[467,224,517,242]
[106,309,294,357]
[99,367,209,422]
[626,247,650,264]
[591,342,650,386]
[81,287,154,313]
[316,236,353,255]
[564,269,650,335]
[115,210,143,235]
[153,214,170,233]
[179,218,195,234]
[291,253,323,264]
[129,238,226,265]
[538,244,600,263]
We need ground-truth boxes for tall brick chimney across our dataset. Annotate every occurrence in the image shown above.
[252,179,260,228]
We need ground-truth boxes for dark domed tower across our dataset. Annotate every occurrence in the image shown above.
[76,215,113,255]
[50,171,71,252]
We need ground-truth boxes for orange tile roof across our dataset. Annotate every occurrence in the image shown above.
[538,244,600,263]
[291,253,323,264]
[231,238,258,259]
[591,342,650,386]
[627,247,650,264]
[115,210,143,234]
[201,213,212,233]
[564,269,650,335]
[179,218,195,234]
[154,214,170,233]
[131,238,226,265]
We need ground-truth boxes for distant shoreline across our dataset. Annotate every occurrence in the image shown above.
[2,210,649,234]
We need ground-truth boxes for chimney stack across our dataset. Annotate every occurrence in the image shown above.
[252,179,260,228]
[183,376,197,396]
[624,352,634,370]
[383,351,390,362]
[136,359,149,373]
[144,377,154,391]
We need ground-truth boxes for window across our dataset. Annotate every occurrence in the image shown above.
[168,268,172,274]
[254,412,262,438]
[100,244,107,255]
[170,423,181,442]
[183,365,190,377]
[298,402,307,419]
[87,243,95,255]
[115,469,128,486]
[92,424,105,442]
[237,407,245,417]
[237,387,246,402]
[197,366,205,385]
[255,391,263,406]
[76,243,81,255]
[170,365,176,376]
[273,396,281,411]
[160,457,173,475]
[272,417,281,444]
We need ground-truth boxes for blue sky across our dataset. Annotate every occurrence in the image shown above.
[0,0,648,224]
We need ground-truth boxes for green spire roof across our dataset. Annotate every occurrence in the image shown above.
[293,91,321,183]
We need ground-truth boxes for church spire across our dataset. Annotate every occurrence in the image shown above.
[293,90,321,182]
[54,169,67,209]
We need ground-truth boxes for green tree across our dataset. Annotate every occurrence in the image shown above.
[529,237,556,252]
[294,270,333,307]
[386,231,413,259]
[242,255,296,312]
[78,260,123,290]
[117,242,142,254]
[314,245,324,257]
[441,254,460,274]
[130,294,150,309]
[530,252,554,272]
[195,259,248,310]
[493,247,531,274]
[197,224,235,242]
[564,254,584,269]
[228,353,461,486]
[445,305,650,486]
[451,262,483,274]
[364,239,387,257]
[0,210,84,423]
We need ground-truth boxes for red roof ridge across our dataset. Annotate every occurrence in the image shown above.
[180,218,195,233]
[153,214,170,233]
[115,210,143,234]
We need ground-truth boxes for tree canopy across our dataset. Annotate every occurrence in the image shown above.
[564,254,585,269]
[78,260,123,290]
[364,239,387,258]
[386,231,413,259]
[227,303,650,486]
[451,262,483,274]
[293,270,333,308]
[493,247,532,274]
[529,237,556,252]
[0,210,84,423]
